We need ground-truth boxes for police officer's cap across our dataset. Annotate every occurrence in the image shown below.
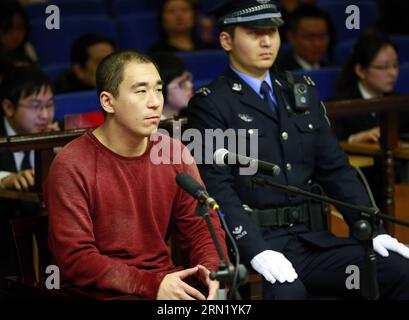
[209,0,284,29]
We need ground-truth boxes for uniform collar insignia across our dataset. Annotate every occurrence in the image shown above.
[274,79,282,87]
[232,83,242,92]
[196,87,211,96]
[238,113,254,122]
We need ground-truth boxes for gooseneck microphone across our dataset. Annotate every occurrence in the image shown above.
[176,172,218,209]
[214,148,281,176]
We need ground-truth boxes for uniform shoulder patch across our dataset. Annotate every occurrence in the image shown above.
[195,87,212,97]
[302,75,316,87]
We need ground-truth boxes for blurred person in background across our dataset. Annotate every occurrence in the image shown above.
[333,31,400,143]
[275,4,334,71]
[55,33,115,94]
[151,52,193,120]
[150,0,216,53]
[0,65,58,299]
[0,0,37,63]
[332,31,406,199]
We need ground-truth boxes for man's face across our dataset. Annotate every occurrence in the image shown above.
[0,13,26,50]
[287,18,329,65]
[162,0,195,34]
[108,61,164,138]
[76,42,114,87]
[221,26,280,79]
[3,86,55,134]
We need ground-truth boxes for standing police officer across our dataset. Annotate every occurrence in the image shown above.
[187,0,409,299]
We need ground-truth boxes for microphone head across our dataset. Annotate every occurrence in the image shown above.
[214,148,229,165]
[176,172,205,198]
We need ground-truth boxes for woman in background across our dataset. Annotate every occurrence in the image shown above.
[151,52,193,120]
[0,0,37,63]
[332,31,407,199]
[333,31,399,143]
[150,0,216,53]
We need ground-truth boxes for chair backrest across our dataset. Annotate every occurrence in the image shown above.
[54,90,101,121]
[43,64,69,81]
[199,0,222,13]
[115,13,159,52]
[320,2,380,42]
[176,50,228,86]
[390,35,409,65]
[334,39,355,65]
[64,111,105,130]
[10,216,51,286]
[30,15,118,67]
[8,215,139,300]
[395,63,409,94]
[111,0,159,15]
[24,0,108,21]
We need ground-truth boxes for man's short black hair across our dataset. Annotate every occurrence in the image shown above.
[71,33,116,67]
[220,24,237,38]
[0,0,30,44]
[96,50,158,99]
[287,4,331,33]
[96,50,159,116]
[1,66,53,107]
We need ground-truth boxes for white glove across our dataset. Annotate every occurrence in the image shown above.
[250,250,298,284]
[373,234,409,259]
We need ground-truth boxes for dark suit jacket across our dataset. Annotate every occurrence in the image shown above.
[331,84,406,140]
[0,118,19,290]
[0,118,17,172]
[276,50,330,72]
[0,117,37,291]
[54,71,94,94]
[188,68,372,264]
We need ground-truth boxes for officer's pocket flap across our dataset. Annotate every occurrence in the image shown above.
[236,125,266,138]
[292,117,317,134]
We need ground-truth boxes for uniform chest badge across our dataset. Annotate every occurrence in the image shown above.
[238,113,254,122]
[232,83,242,92]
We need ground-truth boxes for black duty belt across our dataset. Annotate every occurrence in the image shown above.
[244,203,310,227]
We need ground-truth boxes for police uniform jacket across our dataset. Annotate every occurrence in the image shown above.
[187,68,373,264]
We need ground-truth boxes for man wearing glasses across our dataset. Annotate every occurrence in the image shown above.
[0,66,58,192]
[276,4,333,71]
[0,65,59,299]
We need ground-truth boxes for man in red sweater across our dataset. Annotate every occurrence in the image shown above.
[44,50,227,300]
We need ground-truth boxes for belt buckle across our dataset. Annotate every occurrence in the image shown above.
[282,207,294,227]
[287,207,299,227]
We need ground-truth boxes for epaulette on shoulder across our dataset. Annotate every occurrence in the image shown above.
[194,75,227,97]
[195,86,212,97]
[302,75,316,87]
[279,71,316,87]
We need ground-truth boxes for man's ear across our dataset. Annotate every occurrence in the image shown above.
[355,64,366,80]
[2,99,16,117]
[73,63,85,80]
[99,91,115,114]
[220,31,233,52]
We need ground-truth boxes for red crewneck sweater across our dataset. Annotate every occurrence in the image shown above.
[44,132,227,299]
